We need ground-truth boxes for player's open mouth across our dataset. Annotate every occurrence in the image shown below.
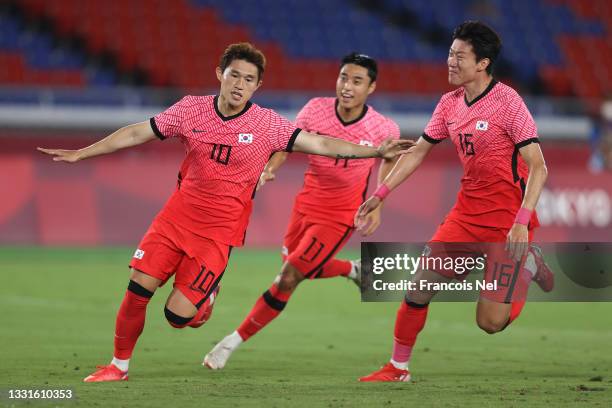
[341,94,353,101]
[231,91,242,98]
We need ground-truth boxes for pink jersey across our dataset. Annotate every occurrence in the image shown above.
[423,80,540,230]
[293,97,400,226]
[151,95,300,246]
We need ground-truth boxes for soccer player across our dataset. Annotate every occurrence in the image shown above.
[355,21,554,382]
[37,43,412,383]
[204,53,400,370]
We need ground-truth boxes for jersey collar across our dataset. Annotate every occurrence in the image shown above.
[464,79,498,107]
[335,99,369,126]
[214,96,253,121]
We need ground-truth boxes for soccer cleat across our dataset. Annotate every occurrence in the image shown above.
[529,245,554,292]
[359,363,411,382]
[83,364,128,383]
[203,333,238,370]
[348,259,362,288]
[189,285,221,328]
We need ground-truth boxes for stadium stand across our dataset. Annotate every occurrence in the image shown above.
[0,0,608,106]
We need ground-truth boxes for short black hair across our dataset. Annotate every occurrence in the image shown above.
[452,21,501,75]
[219,42,266,81]
[340,53,378,83]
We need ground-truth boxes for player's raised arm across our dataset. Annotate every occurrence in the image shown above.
[37,121,158,163]
[355,136,435,226]
[506,142,548,261]
[292,130,414,159]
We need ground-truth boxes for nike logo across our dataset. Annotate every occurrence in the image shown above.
[446,121,455,125]
[192,129,206,133]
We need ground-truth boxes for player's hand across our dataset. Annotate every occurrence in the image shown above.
[256,169,276,191]
[355,196,382,230]
[37,147,82,163]
[506,223,529,263]
[356,204,383,236]
[376,138,416,159]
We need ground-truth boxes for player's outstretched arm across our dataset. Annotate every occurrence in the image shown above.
[506,142,548,261]
[37,121,158,163]
[356,155,398,236]
[292,130,414,160]
[355,137,434,227]
[257,152,289,191]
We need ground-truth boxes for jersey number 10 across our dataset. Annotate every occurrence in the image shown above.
[211,144,232,165]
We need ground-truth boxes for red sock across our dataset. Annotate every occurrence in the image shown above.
[236,284,292,341]
[316,259,352,279]
[503,263,531,327]
[392,300,429,364]
[113,281,153,360]
[508,301,525,324]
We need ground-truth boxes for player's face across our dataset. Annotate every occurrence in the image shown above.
[336,64,375,110]
[447,39,489,86]
[216,59,262,108]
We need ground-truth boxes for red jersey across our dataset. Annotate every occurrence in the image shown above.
[293,97,400,226]
[423,80,540,230]
[151,95,300,246]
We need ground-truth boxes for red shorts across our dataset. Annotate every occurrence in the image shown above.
[282,209,353,278]
[129,216,231,308]
[427,217,535,303]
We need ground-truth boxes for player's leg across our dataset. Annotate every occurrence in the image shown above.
[313,257,361,288]
[164,287,198,328]
[84,270,164,383]
[234,222,351,339]
[359,267,449,382]
[475,299,514,333]
[234,260,303,337]
[205,221,350,369]
[170,239,230,330]
[84,218,182,383]
[163,283,222,329]
[474,227,542,334]
[476,241,534,333]
[203,260,298,370]
[206,210,306,368]
[360,218,475,382]
[163,272,222,329]
[108,269,161,369]
[308,225,357,284]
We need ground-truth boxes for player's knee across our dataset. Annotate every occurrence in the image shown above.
[404,291,433,306]
[476,314,508,334]
[277,263,304,292]
[127,279,155,299]
[164,306,192,329]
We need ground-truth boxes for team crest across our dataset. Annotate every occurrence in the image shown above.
[239,133,254,143]
[475,121,488,131]
[359,140,373,147]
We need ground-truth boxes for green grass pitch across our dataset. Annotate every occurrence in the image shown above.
[1,247,611,407]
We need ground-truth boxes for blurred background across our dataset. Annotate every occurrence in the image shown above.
[0,0,611,247]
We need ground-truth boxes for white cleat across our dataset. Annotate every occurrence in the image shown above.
[348,259,362,288]
[203,333,241,370]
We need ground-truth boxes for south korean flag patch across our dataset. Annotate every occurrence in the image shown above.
[238,133,254,144]
[133,249,145,260]
[475,121,488,131]
[359,140,373,147]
